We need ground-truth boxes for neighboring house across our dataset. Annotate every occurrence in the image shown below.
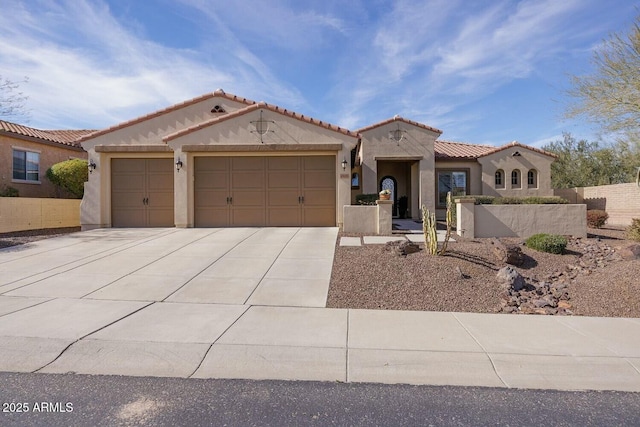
[0,120,92,198]
[78,90,556,229]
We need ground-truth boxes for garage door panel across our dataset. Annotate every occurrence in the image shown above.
[112,174,144,191]
[112,209,146,228]
[302,208,335,226]
[148,191,174,209]
[112,159,145,173]
[303,189,335,206]
[231,209,265,226]
[268,190,299,206]
[303,156,334,170]
[196,190,228,208]
[232,157,264,170]
[196,208,228,227]
[232,171,265,189]
[148,209,175,227]
[268,208,300,226]
[303,170,334,188]
[232,191,265,207]
[268,171,299,188]
[148,174,174,191]
[111,193,145,208]
[268,157,298,170]
[195,171,227,190]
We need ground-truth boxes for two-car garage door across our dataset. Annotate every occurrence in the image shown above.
[194,156,336,227]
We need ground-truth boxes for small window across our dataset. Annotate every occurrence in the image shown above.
[495,169,504,189]
[351,172,360,189]
[511,169,521,189]
[211,105,226,113]
[527,170,537,188]
[13,150,40,182]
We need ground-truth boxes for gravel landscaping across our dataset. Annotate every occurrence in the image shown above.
[0,227,81,249]
[328,226,640,318]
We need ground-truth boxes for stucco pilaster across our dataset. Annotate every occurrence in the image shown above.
[174,149,189,227]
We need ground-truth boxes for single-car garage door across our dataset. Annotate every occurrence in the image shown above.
[195,155,335,227]
[111,158,174,227]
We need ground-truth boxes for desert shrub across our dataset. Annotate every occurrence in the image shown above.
[453,195,495,204]
[493,197,523,204]
[627,218,640,242]
[355,193,378,205]
[525,233,568,254]
[0,186,19,197]
[586,209,609,228]
[46,159,88,199]
[521,196,569,204]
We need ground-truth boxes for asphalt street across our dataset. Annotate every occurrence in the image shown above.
[1,372,639,426]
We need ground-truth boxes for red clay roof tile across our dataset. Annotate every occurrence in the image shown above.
[0,120,93,148]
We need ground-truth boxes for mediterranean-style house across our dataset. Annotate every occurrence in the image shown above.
[78,89,555,229]
[0,120,90,198]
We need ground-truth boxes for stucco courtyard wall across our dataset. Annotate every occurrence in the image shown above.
[456,201,587,239]
[342,201,393,234]
[0,198,80,233]
[555,182,640,226]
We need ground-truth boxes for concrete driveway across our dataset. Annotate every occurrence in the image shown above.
[2,228,640,392]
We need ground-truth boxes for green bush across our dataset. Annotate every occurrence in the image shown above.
[586,209,608,228]
[453,196,567,205]
[0,186,19,197]
[525,233,568,254]
[521,196,569,204]
[627,218,640,242]
[355,193,378,205]
[46,159,88,199]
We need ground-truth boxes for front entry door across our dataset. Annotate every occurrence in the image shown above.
[380,176,397,216]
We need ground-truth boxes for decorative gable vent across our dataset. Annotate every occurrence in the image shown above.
[211,105,226,113]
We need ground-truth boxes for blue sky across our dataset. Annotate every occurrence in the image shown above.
[1,0,637,147]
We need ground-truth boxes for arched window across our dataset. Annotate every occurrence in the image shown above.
[495,169,505,189]
[511,169,521,189]
[351,172,360,189]
[527,169,537,188]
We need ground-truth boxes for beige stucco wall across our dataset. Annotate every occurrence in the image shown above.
[342,200,393,234]
[359,121,438,218]
[458,203,587,238]
[477,146,554,197]
[81,99,357,229]
[555,183,640,226]
[1,133,86,198]
[0,197,80,232]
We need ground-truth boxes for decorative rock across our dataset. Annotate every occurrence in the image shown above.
[618,244,640,261]
[496,266,525,291]
[489,238,524,266]
[384,240,420,256]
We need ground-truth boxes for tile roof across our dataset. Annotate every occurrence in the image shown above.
[356,115,443,135]
[164,101,358,142]
[77,89,257,143]
[435,140,557,160]
[0,120,93,148]
[435,140,496,159]
[477,141,558,159]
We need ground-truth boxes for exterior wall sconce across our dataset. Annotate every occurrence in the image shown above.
[175,158,183,172]
[341,158,348,171]
[389,123,406,145]
[250,110,275,143]
[88,159,97,174]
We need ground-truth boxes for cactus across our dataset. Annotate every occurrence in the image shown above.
[422,192,453,256]
[422,204,438,255]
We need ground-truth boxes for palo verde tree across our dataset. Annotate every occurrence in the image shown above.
[564,14,640,183]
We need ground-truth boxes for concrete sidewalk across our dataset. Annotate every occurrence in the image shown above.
[0,229,639,392]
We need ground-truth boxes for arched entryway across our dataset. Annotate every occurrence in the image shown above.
[380,175,398,216]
